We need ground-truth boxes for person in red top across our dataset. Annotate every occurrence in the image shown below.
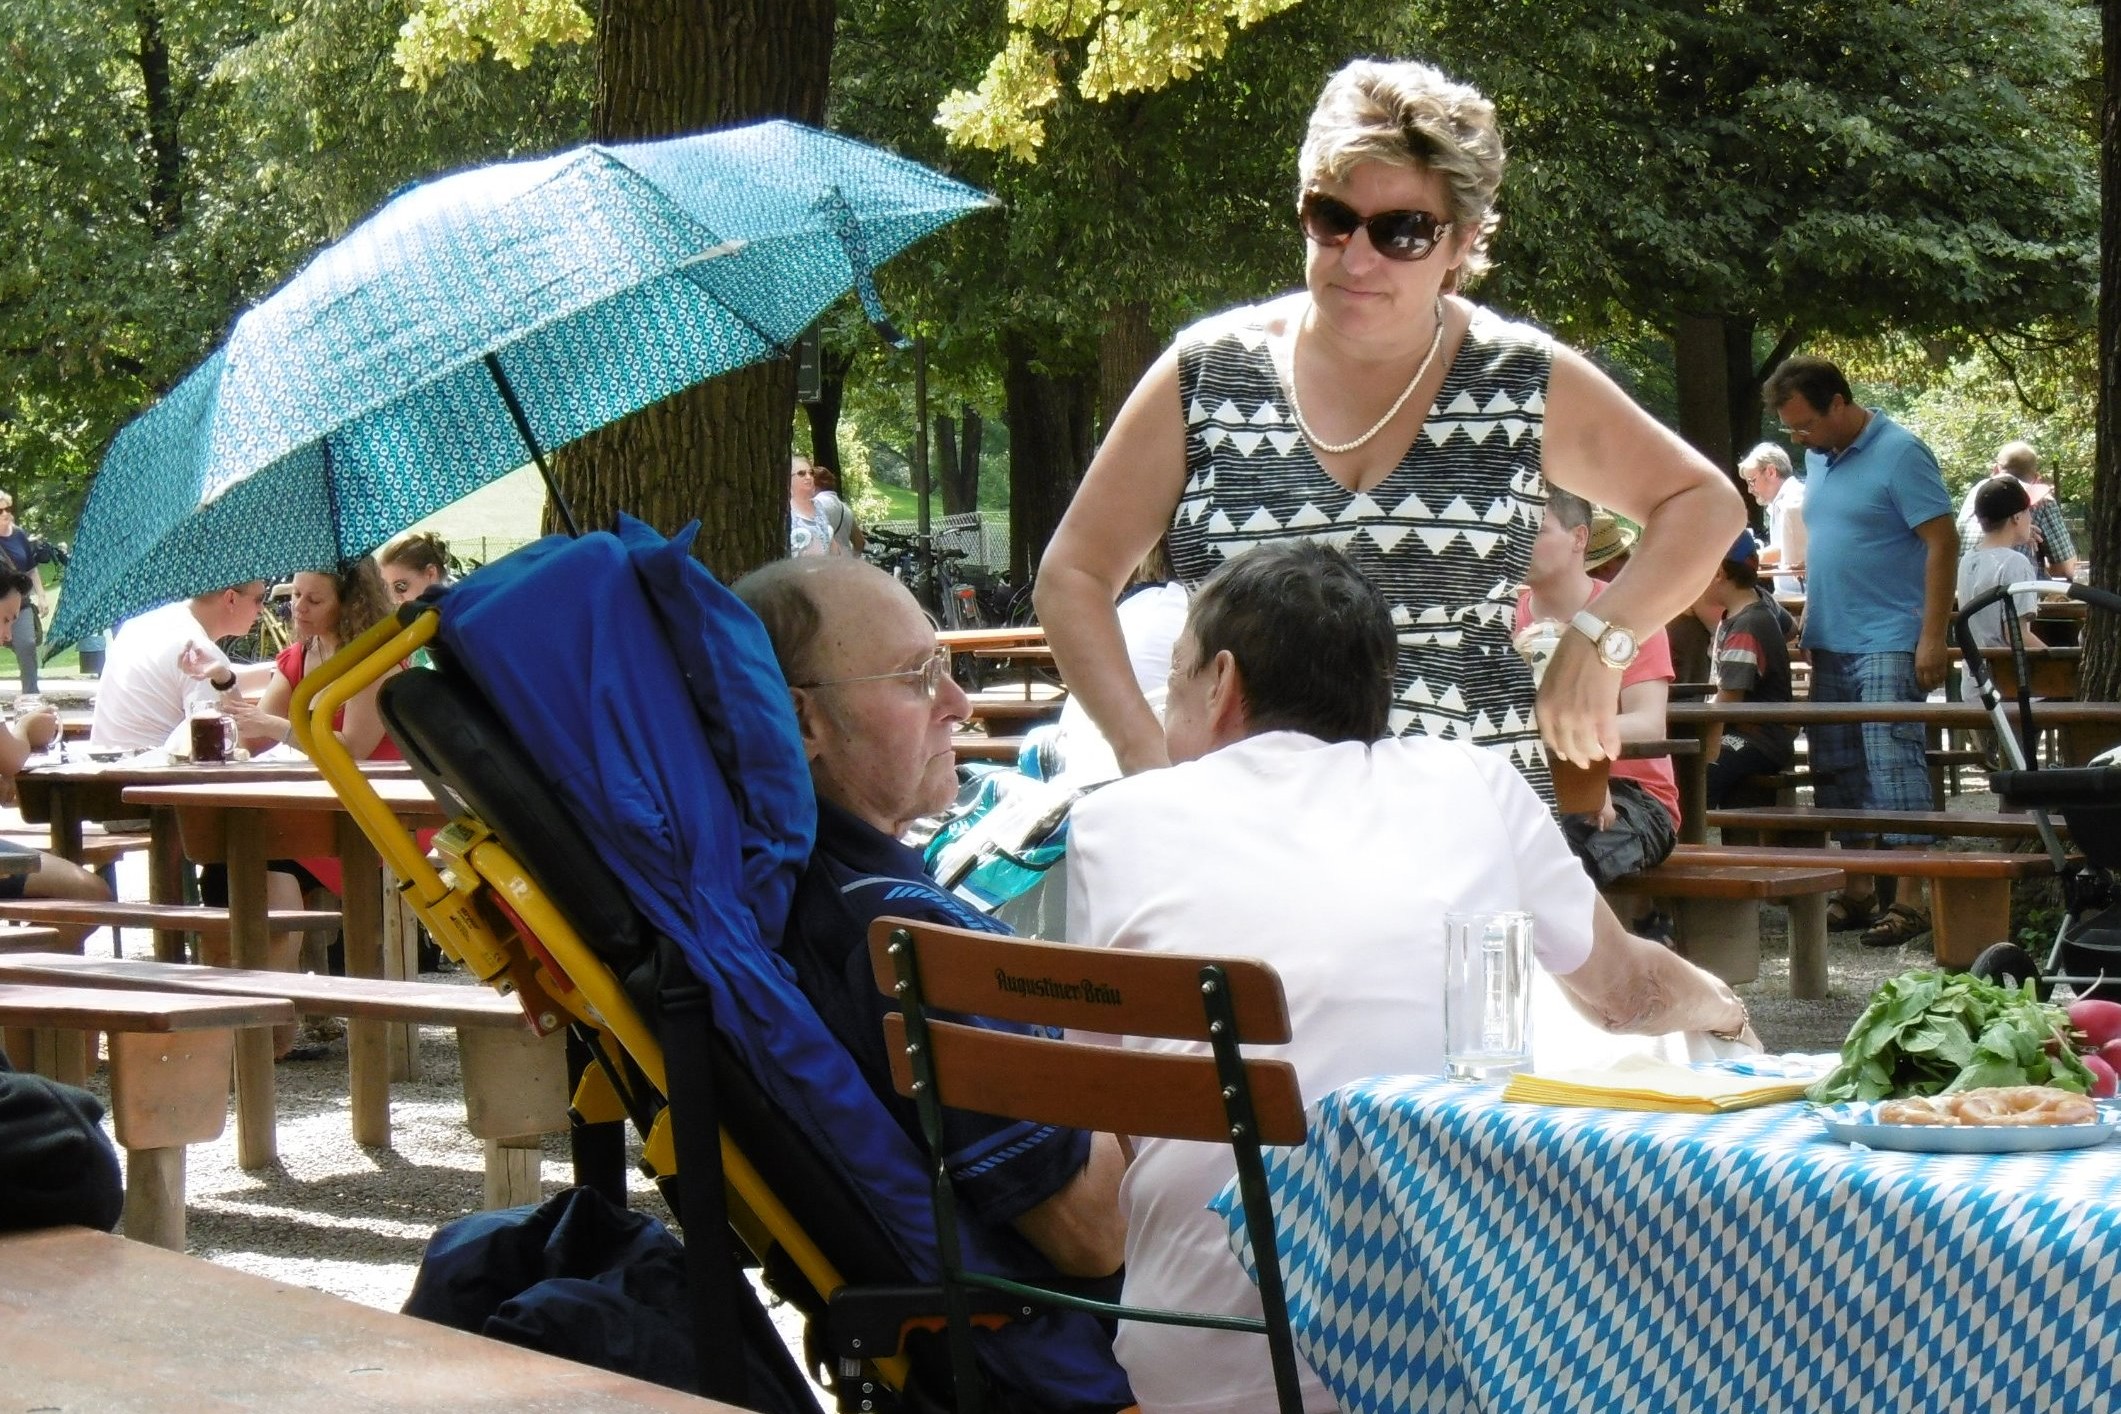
[213,560,404,1057]
[1514,491,1679,917]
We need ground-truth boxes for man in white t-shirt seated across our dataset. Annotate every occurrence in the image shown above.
[1066,540,1752,1414]
[88,582,273,753]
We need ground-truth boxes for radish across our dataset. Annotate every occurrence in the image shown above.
[2103,1038,2121,1072]
[2067,999,2121,1050]
[2086,1054,2120,1100]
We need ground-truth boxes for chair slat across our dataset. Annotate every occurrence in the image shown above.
[882,1014,1307,1147]
[867,918,1292,1044]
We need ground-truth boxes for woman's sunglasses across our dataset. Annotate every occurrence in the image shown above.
[1299,192,1453,262]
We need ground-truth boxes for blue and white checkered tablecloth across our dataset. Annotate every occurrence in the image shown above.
[1211,1075,2121,1412]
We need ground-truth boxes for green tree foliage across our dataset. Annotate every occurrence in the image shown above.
[0,0,589,541]
[1408,0,2098,466]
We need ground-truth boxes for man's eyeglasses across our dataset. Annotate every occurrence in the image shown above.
[1299,192,1454,262]
[797,647,953,700]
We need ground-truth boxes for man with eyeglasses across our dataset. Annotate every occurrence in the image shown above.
[88,581,274,753]
[1761,354,1958,951]
[733,556,1127,1290]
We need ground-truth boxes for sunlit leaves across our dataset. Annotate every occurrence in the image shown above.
[393,0,591,91]
[937,0,1306,159]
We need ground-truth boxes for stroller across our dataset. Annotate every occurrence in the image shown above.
[1954,577,2121,999]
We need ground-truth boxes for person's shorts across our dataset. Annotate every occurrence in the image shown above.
[1807,648,1935,845]
[1560,776,1678,887]
[196,858,327,905]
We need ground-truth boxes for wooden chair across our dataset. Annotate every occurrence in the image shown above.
[867,916,1309,1414]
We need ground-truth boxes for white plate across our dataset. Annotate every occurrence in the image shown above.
[1813,1099,2121,1153]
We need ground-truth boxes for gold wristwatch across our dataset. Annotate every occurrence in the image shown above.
[1569,608,1640,670]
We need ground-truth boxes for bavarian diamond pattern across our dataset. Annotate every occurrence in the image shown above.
[1213,1076,2121,1411]
[53,121,993,648]
[1167,307,1555,801]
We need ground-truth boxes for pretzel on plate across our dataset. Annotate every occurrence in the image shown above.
[1875,1086,2098,1128]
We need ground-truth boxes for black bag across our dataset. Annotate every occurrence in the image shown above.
[403,1185,822,1411]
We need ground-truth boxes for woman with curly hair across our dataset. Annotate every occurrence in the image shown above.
[231,557,400,759]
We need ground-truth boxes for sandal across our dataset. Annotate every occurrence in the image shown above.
[1826,894,1880,932]
[1860,903,1933,950]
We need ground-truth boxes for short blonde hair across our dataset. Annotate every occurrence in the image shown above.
[1994,440,2040,478]
[1297,59,1506,286]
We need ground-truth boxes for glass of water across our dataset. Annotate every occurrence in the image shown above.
[1443,911,1533,1083]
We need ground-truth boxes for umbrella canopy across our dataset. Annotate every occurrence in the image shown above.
[51,120,993,648]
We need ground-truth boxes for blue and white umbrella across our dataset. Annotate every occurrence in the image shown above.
[52,120,992,647]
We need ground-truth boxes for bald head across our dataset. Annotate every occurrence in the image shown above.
[735,556,967,836]
[735,557,916,687]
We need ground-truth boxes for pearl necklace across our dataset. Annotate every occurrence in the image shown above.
[1287,297,1447,455]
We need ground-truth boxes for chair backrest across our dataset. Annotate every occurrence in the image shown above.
[866,919,1304,1147]
[1551,756,1609,817]
[866,914,1311,1414]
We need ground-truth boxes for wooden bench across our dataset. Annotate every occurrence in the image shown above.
[1670,844,2061,967]
[952,734,1026,764]
[0,952,567,1207]
[962,697,1065,727]
[0,982,295,1249]
[0,925,68,955]
[0,900,340,939]
[0,829,152,871]
[1604,863,1844,998]
[1708,806,2055,845]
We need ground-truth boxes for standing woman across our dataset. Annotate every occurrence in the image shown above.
[788,455,836,558]
[1036,59,1742,794]
[0,493,49,694]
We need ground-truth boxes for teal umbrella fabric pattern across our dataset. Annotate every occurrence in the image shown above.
[51,120,993,648]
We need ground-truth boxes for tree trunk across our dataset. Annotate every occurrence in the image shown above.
[937,406,982,516]
[1672,314,1738,477]
[802,346,853,482]
[1098,301,1158,440]
[545,0,835,579]
[134,1,181,239]
[1005,336,1093,583]
[2087,0,2121,703]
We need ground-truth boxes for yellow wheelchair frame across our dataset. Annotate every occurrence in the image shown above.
[290,604,912,1394]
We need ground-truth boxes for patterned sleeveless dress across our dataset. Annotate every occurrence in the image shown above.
[1167,300,1556,801]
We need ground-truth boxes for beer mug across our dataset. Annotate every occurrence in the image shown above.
[189,706,236,764]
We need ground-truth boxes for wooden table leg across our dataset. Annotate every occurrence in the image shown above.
[109,1028,235,1251]
[337,817,390,1149]
[1929,878,2011,970]
[460,1026,567,1210]
[1787,895,1830,1001]
[1679,723,1711,846]
[379,867,416,1083]
[149,807,189,964]
[1672,898,1761,986]
[226,810,278,1169]
[48,792,84,865]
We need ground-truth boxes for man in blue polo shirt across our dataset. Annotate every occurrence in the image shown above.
[1763,354,1958,949]
[733,556,1125,1282]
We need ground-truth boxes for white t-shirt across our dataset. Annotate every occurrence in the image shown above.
[1050,583,1190,785]
[1066,731,1596,1414]
[1765,476,1806,597]
[1956,544,2042,701]
[88,600,216,752]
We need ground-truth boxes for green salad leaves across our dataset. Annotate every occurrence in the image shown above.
[1807,969,2095,1103]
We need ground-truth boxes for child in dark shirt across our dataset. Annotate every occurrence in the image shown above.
[1688,532,1797,808]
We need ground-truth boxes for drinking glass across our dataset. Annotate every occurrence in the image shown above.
[1443,911,1533,1082]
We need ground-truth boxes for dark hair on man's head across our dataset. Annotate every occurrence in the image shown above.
[0,568,30,601]
[1973,474,2032,532]
[1762,355,1853,414]
[1719,558,1760,590]
[732,558,826,685]
[1543,488,1593,531]
[1186,541,1394,744]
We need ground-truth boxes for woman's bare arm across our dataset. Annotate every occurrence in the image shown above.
[1035,349,1193,775]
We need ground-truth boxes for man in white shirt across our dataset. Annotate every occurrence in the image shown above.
[88,582,270,752]
[1067,541,1752,1414]
[1738,442,1806,597]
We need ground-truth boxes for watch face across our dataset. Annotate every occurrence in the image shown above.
[1600,628,1637,664]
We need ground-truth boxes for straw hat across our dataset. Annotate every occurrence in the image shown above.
[1582,510,1639,571]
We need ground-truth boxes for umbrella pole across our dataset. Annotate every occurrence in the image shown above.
[484,354,582,537]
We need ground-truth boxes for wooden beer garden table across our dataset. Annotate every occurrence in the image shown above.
[121,776,449,1170]
[0,1226,748,1411]
[1664,698,2121,846]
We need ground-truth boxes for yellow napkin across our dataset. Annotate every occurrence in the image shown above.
[1502,1054,1810,1113]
